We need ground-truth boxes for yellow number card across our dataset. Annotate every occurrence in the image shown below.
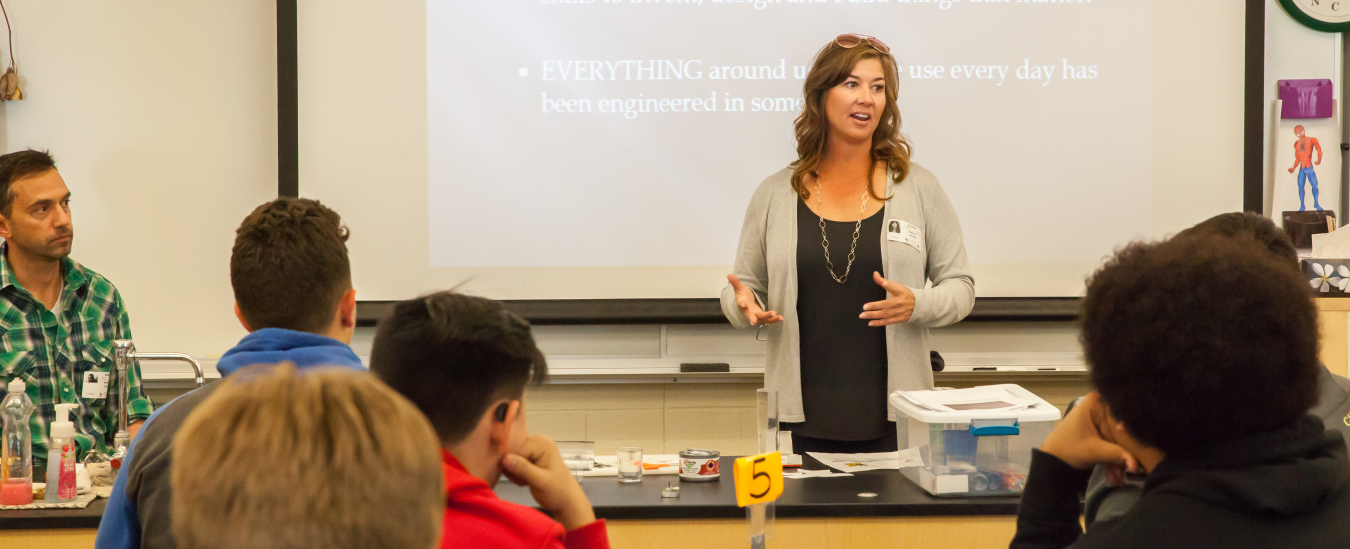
[733,451,783,507]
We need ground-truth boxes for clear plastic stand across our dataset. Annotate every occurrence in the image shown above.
[748,388,778,548]
[748,503,769,549]
[757,388,779,455]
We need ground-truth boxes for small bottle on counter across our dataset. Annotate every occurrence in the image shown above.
[44,403,78,503]
[1,379,35,505]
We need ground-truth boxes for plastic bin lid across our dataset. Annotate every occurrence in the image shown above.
[888,384,1062,424]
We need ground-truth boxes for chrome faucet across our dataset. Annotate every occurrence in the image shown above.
[110,339,204,463]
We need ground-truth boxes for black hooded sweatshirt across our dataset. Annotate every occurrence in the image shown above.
[1081,368,1350,527]
[1010,416,1350,549]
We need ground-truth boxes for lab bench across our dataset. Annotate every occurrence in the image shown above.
[0,456,1022,549]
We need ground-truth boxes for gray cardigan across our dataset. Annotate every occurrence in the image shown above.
[720,163,975,422]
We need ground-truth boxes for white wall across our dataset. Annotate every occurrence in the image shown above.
[1,1,277,359]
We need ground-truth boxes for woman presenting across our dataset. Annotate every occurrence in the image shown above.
[722,34,974,454]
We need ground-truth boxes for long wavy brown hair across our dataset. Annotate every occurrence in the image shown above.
[791,39,912,201]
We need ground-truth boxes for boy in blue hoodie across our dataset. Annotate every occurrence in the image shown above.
[95,197,364,549]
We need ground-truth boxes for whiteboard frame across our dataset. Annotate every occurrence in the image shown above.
[279,0,1267,325]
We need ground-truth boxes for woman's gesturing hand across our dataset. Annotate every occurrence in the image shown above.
[727,274,783,326]
[860,271,915,326]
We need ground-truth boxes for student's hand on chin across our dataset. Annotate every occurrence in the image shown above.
[1039,392,1140,477]
[500,434,598,531]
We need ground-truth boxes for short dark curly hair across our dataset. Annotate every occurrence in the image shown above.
[1081,235,1319,455]
[230,198,351,334]
[1176,212,1298,269]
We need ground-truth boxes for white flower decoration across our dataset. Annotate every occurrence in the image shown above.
[1310,263,1349,292]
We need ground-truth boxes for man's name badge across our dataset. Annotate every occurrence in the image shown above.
[82,371,109,399]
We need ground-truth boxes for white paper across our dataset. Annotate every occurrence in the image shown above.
[76,464,90,494]
[897,386,1039,414]
[1312,225,1350,258]
[935,474,971,494]
[783,469,854,479]
[808,447,924,473]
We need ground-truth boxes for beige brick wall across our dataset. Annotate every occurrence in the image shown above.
[150,375,1088,461]
[525,383,764,456]
[522,375,1091,457]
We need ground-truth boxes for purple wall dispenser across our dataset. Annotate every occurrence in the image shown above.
[1279,79,1334,119]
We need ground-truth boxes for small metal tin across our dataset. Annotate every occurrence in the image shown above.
[661,483,680,498]
[985,472,1005,491]
[678,449,721,482]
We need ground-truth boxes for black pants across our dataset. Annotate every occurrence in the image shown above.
[783,425,899,454]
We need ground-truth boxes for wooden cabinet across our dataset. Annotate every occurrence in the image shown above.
[1318,299,1350,377]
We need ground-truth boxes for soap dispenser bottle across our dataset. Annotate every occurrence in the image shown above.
[44,403,77,503]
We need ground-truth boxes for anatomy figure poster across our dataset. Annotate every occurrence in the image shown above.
[1271,100,1341,216]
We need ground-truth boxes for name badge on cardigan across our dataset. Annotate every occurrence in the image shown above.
[886,219,922,252]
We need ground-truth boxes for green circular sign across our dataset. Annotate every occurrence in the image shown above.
[1280,0,1350,32]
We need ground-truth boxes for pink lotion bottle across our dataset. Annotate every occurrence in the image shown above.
[44,403,77,503]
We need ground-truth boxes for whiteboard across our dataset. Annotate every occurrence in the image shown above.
[299,0,1245,301]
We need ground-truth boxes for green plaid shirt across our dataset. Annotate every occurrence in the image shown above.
[0,243,153,464]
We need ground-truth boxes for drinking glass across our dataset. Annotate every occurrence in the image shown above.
[557,441,595,483]
[617,447,643,483]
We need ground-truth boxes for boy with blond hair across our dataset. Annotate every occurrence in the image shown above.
[171,364,444,549]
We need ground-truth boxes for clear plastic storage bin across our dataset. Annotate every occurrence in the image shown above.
[888,384,1061,497]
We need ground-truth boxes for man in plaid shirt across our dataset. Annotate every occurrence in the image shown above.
[0,149,152,468]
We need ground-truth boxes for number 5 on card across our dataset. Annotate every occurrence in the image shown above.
[733,452,783,507]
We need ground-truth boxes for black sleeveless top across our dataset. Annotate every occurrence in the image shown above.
[789,198,890,441]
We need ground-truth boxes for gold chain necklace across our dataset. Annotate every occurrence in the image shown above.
[815,179,870,283]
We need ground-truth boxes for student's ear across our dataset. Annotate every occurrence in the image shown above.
[487,399,522,455]
[338,288,357,328]
[233,303,254,333]
[0,211,11,240]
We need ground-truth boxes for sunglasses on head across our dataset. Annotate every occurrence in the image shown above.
[834,34,890,54]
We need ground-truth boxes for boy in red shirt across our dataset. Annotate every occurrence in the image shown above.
[369,292,611,549]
